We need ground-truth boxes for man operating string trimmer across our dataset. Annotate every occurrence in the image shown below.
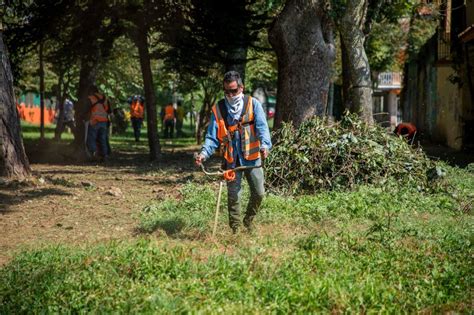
[195,71,272,234]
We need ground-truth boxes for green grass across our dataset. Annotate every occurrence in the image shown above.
[21,123,74,142]
[1,164,472,313]
[20,120,198,150]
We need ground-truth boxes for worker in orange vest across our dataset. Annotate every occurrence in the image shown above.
[130,95,145,142]
[86,85,112,162]
[394,122,417,143]
[162,102,176,139]
[195,71,272,234]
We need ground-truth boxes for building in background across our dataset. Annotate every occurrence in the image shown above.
[16,91,56,125]
[373,72,402,129]
[401,0,474,150]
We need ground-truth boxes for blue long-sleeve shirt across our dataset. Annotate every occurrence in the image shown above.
[200,96,272,167]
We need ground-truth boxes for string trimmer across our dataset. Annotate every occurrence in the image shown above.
[195,155,264,237]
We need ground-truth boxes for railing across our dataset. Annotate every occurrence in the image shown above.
[376,72,402,89]
[437,31,451,61]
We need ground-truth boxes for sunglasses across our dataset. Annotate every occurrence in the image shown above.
[223,88,240,95]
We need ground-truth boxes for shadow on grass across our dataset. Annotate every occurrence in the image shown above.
[20,123,220,183]
[0,186,73,214]
[23,132,200,171]
[135,217,187,237]
[154,218,186,236]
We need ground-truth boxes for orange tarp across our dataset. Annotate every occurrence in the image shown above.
[17,103,56,125]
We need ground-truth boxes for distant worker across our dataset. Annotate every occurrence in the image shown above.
[175,100,185,137]
[55,97,75,140]
[394,122,417,143]
[195,71,272,234]
[163,102,175,139]
[130,95,145,142]
[86,85,112,162]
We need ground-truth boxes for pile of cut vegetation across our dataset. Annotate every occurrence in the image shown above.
[266,114,435,194]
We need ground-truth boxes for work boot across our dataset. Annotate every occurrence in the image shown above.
[230,224,240,235]
[87,152,98,163]
[243,216,254,234]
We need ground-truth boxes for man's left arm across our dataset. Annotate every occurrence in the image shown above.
[253,99,272,154]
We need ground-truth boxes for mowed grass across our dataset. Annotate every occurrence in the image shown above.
[1,159,473,312]
[20,120,198,150]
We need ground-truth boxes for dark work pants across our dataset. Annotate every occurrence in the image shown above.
[164,119,174,139]
[131,118,143,141]
[86,122,109,158]
[226,167,265,230]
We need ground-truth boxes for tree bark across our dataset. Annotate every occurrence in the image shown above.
[340,34,352,111]
[196,88,216,144]
[0,32,30,178]
[54,69,65,141]
[73,50,99,149]
[196,78,219,144]
[134,27,161,161]
[269,0,335,129]
[338,0,374,123]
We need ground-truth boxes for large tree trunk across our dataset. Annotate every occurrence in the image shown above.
[73,50,99,149]
[339,0,374,123]
[134,27,161,161]
[340,34,352,111]
[269,0,335,129]
[0,32,30,178]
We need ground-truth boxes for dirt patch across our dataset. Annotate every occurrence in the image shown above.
[0,143,203,266]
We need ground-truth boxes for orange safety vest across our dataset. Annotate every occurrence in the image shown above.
[88,93,109,125]
[164,105,175,121]
[212,96,261,164]
[395,122,417,137]
[130,100,144,119]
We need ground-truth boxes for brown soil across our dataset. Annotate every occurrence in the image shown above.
[0,140,202,266]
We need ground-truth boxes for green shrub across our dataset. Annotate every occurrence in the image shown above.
[266,114,434,194]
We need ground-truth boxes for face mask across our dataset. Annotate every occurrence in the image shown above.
[226,93,243,107]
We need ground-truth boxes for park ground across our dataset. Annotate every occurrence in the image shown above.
[0,123,473,313]
[0,124,199,266]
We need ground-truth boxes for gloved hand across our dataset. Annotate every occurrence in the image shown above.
[194,152,206,166]
[260,148,269,159]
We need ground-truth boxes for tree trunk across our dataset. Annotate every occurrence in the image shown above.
[135,28,161,161]
[268,0,335,129]
[196,103,209,145]
[54,70,65,141]
[0,32,30,178]
[339,0,374,124]
[73,50,99,149]
[196,89,216,144]
[196,79,219,144]
[340,34,352,111]
[39,42,45,141]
